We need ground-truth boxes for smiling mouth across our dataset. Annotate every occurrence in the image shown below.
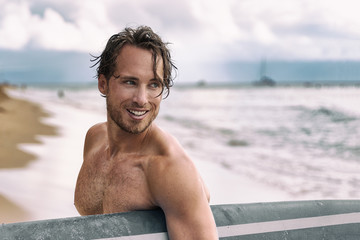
[127,109,148,116]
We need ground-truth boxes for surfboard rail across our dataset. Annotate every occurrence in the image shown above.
[1,200,360,239]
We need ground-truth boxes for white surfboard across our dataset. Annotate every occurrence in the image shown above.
[1,200,360,239]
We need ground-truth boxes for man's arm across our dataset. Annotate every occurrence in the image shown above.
[74,123,106,215]
[148,156,218,240]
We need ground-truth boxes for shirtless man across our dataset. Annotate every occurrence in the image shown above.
[74,26,218,239]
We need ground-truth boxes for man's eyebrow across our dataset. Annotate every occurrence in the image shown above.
[150,77,163,82]
[114,74,163,83]
[114,75,139,80]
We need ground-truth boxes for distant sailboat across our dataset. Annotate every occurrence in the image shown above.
[254,58,276,86]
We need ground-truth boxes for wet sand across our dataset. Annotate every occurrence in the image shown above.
[0,86,57,168]
[0,86,57,223]
[0,194,30,223]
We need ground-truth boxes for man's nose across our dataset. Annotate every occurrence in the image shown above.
[132,86,148,106]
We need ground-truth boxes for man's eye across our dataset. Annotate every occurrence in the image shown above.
[150,82,160,88]
[124,80,136,85]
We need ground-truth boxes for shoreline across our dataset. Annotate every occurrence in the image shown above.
[0,86,57,168]
[0,86,57,223]
[195,157,296,205]
[0,87,105,223]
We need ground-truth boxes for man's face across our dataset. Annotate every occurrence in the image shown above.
[101,45,164,134]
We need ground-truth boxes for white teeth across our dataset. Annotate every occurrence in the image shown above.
[129,110,147,116]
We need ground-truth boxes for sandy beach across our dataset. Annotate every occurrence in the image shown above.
[0,86,57,168]
[0,87,296,224]
[0,86,57,223]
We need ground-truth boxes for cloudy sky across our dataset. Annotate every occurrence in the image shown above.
[1,0,360,83]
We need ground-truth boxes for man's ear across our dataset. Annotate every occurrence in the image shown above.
[98,74,108,96]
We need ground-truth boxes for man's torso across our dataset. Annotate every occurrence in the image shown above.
[75,124,160,215]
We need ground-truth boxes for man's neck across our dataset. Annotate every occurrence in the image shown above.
[106,120,154,156]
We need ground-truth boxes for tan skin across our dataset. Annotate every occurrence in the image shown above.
[74,45,218,239]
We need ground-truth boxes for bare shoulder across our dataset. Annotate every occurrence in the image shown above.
[85,122,107,140]
[148,126,191,170]
[147,126,208,206]
[83,122,107,159]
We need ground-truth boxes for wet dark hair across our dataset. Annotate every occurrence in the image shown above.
[91,26,177,98]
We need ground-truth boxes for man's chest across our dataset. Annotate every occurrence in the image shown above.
[77,157,156,215]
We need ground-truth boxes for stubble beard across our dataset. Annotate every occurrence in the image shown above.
[106,98,157,135]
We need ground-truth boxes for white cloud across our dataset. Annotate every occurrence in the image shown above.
[226,0,360,60]
[0,0,117,51]
[0,0,359,62]
[31,8,81,50]
[0,1,33,49]
[252,21,277,45]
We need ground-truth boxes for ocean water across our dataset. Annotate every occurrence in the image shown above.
[160,86,360,200]
[23,85,360,200]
